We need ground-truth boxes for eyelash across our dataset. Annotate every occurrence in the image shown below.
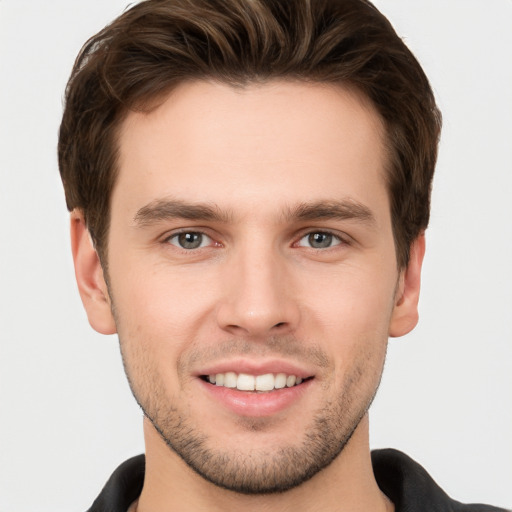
[163,229,349,252]
[164,231,217,251]
[295,230,345,250]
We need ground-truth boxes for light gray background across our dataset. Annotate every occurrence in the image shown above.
[1,1,511,510]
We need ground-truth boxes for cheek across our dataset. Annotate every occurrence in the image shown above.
[110,266,222,396]
[300,263,396,383]
[112,264,215,339]
[302,263,397,335]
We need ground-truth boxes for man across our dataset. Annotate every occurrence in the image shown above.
[57,0,508,511]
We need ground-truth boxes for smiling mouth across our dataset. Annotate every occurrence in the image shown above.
[201,372,312,392]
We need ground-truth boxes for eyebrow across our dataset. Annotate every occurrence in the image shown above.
[133,198,232,226]
[133,198,375,227]
[286,200,376,225]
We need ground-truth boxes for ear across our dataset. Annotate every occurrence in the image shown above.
[70,210,117,335]
[389,234,426,338]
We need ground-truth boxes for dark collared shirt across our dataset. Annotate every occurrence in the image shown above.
[87,449,509,512]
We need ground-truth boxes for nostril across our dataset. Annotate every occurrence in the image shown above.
[274,322,286,328]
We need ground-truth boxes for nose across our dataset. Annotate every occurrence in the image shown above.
[216,245,300,338]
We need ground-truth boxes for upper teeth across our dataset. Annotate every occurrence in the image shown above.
[208,372,303,391]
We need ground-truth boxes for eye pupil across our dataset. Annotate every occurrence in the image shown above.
[308,232,332,248]
[178,232,203,249]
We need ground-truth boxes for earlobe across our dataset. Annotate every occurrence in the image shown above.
[70,210,117,335]
[389,234,426,338]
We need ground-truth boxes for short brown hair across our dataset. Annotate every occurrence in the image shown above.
[58,0,441,268]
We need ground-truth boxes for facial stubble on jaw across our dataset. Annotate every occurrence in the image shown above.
[117,332,388,495]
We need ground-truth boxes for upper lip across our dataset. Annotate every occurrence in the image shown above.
[195,358,315,379]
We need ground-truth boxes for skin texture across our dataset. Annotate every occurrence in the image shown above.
[71,81,424,512]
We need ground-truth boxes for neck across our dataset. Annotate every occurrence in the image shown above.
[136,415,394,512]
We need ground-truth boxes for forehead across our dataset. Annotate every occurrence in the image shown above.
[114,80,388,221]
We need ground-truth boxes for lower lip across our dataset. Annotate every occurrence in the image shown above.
[199,379,312,417]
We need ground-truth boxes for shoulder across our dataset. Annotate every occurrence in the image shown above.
[371,449,509,512]
[86,455,145,512]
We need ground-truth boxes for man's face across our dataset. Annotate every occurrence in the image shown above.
[81,81,421,493]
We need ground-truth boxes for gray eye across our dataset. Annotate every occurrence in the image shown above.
[297,232,341,249]
[308,233,333,248]
[169,232,210,249]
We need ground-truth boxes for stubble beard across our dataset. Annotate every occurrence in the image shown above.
[145,394,374,494]
[120,337,386,495]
